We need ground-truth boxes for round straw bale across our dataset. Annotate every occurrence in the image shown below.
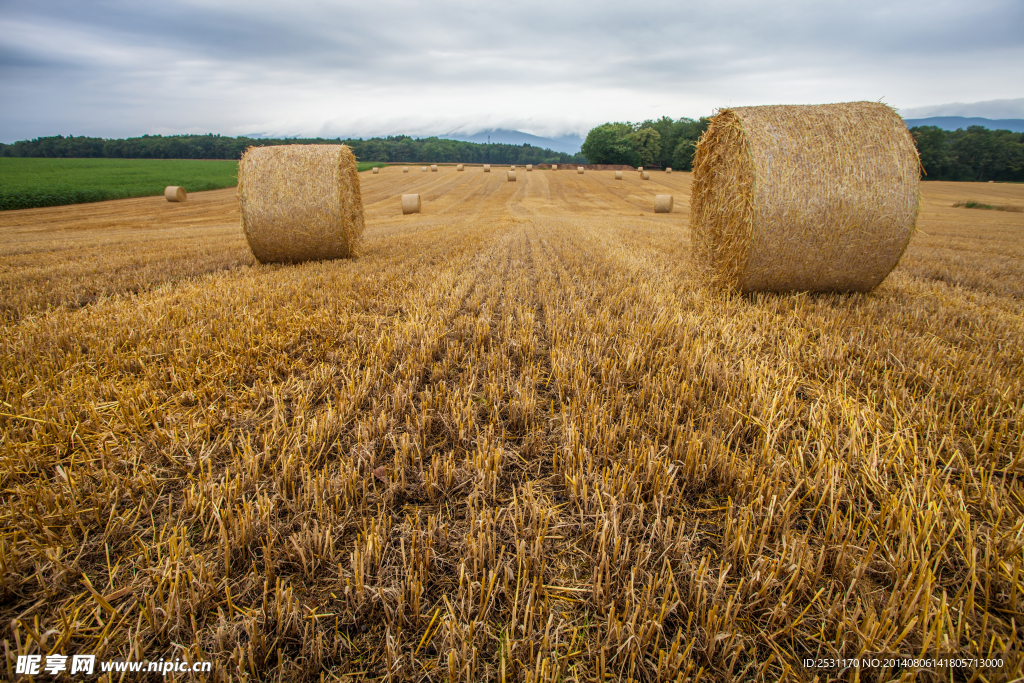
[403,167,409,173]
[507,170,516,181]
[577,166,584,174]
[484,164,491,172]
[615,171,623,180]
[666,167,672,174]
[638,167,644,172]
[164,186,187,202]
[552,165,558,171]
[691,101,920,293]
[511,165,516,170]
[527,164,533,171]
[642,171,650,180]
[457,164,464,171]
[431,164,438,172]
[372,167,379,174]
[654,195,674,213]
[238,144,363,264]
[421,166,428,172]
[401,194,421,214]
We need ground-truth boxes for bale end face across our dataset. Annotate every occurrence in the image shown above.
[577,167,584,174]
[507,171,516,181]
[238,144,364,264]
[431,164,438,172]
[615,171,623,180]
[655,195,674,213]
[483,165,491,172]
[642,171,650,180]
[164,186,187,202]
[401,194,421,214]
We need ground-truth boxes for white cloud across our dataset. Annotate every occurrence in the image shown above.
[898,98,1024,120]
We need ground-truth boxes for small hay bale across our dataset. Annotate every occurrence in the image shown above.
[691,101,920,292]
[552,165,558,171]
[431,164,438,172]
[511,165,516,170]
[642,171,650,180]
[507,170,516,181]
[457,164,464,171]
[577,166,584,174]
[372,167,379,174]
[403,167,409,173]
[666,167,672,173]
[638,167,644,172]
[402,194,421,214]
[655,195,674,213]
[421,166,428,172]
[238,144,363,264]
[527,164,533,171]
[615,171,623,180]
[164,186,187,202]
[484,164,491,172]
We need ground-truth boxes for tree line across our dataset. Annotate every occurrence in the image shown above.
[581,117,711,170]
[0,134,586,165]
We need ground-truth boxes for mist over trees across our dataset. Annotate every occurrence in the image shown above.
[0,134,587,165]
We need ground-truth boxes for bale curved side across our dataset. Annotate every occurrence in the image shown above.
[238,144,364,264]
[691,102,920,292]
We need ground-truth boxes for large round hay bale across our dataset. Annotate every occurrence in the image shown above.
[655,195,674,213]
[577,167,584,174]
[238,144,363,264]
[402,194,421,214]
[431,164,438,172]
[691,102,920,292]
[507,170,516,182]
[527,165,533,171]
[641,171,650,180]
[483,164,491,172]
[615,171,623,180]
[164,186,187,202]
[457,164,464,171]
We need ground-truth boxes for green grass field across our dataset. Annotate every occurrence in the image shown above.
[0,158,386,210]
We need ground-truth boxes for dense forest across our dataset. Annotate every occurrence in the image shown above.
[581,117,711,170]
[0,134,586,165]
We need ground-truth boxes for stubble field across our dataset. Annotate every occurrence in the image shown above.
[1,167,1023,681]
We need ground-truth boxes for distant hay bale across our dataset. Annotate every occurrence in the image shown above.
[691,101,920,293]
[421,166,428,172]
[655,195,674,213]
[552,165,558,171]
[431,164,438,172]
[372,167,379,174]
[164,186,187,202]
[238,144,363,264]
[511,165,516,170]
[638,167,643,172]
[457,164,464,171]
[666,167,672,173]
[402,194,421,214]
[577,167,584,174]
[615,171,623,180]
[527,164,533,171]
[507,171,516,181]
[484,165,491,172]
[642,171,650,180]
[403,167,409,173]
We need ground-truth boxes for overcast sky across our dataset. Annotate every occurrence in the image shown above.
[1,0,1022,143]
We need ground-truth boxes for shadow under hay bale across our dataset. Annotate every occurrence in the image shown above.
[238,144,364,264]
[691,101,920,293]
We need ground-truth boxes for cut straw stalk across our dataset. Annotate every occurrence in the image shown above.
[402,194,421,214]
[691,101,920,292]
[164,186,186,202]
[655,195,673,213]
[237,144,364,264]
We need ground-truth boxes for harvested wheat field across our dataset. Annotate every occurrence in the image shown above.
[1,167,1023,682]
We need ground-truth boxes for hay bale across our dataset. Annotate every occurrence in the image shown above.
[642,171,650,180]
[638,167,644,172]
[655,195,674,213]
[615,171,623,180]
[431,164,438,172]
[484,164,491,172]
[372,167,379,174]
[690,101,920,292]
[527,164,533,171]
[552,165,558,171]
[666,167,672,174]
[421,166,428,172]
[402,194,421,214]
[511,165,516,170]
[577,167,584,174]
[238,144,363,264]
[507,170,516,181]
[164,186,187,202]
[457,164,464,171]
[403,167,409,173]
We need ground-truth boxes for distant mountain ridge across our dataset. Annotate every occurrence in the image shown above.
[440,129,584,155]
[903,116,1024,133]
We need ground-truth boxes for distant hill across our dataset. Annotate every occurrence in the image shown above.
[903,116,1024,133]
[440,129,584,155]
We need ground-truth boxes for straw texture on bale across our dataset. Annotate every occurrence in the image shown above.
[372,167,379,174]
[691,101,920,293]
[457,164,464,171]
[642,171,650,180]
[527,165,533,171]
[615,171,623,180]
[164,186,187,202]
[655,195,674,213]
[507,171,516,182]
[577,167,584,174]
[431,164,438,172]
[238,144,363,264]
[401,194,421,215]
